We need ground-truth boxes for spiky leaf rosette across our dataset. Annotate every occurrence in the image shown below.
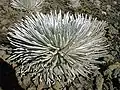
[11,0,44,11]
[8,11,108,86]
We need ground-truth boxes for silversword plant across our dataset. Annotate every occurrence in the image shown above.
[8,11,108,86]
[11,0,44,11]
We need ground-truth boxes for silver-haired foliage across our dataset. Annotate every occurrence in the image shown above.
[11,0,44,11]
[8,11,108,86]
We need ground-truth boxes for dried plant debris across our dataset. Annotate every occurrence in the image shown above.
[7,10,108,88]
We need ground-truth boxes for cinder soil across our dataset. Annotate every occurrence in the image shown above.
[0,0,120,90]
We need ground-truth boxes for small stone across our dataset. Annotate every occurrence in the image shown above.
[37,82,44,90]
[69,86,74,90]
[19,74,32,89]
[101,11,107,15]
[95,0,101,8]
[113,1,117,5]
[106,5,111,11]
[70,0,81,8]
[52,81,62,90]
[1,19,9,25]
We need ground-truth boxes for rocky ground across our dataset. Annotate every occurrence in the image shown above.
[0,0,120,90]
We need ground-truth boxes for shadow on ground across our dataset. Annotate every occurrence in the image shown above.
[0,58,24,90]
